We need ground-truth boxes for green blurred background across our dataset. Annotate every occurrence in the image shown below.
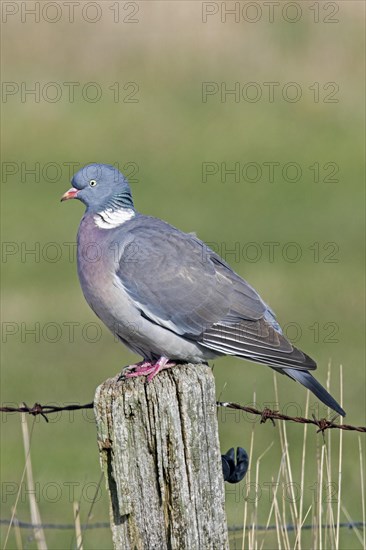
[1,1,364,548]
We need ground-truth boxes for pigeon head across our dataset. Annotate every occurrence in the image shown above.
[61,163,134,214]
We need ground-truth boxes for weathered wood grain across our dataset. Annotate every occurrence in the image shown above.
[94,363,228,550]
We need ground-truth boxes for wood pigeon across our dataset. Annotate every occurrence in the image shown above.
[61,163,345,417]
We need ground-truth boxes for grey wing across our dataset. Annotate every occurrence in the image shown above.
[114,218,346,416]
[115,218,312,366]
[115,218,265,336]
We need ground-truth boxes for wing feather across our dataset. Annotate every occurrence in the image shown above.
[112,215,344,415]
[116,216,315,372]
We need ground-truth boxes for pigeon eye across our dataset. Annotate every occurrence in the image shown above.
[89,180,97,187]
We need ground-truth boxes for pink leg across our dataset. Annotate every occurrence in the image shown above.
[123,356,176,382]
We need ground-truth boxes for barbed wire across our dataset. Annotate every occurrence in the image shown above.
[1,518,364,533]
[0,402,94,422]
[1,401,365,433]
[216,402,366,433]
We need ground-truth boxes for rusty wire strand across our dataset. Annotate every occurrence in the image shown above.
[0,401,365,433]
[216,402,366,433]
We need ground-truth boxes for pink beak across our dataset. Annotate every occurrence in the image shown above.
[61,187,79,202]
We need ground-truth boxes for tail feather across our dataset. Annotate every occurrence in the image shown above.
[200,319,345,416]
[280,367,345,417]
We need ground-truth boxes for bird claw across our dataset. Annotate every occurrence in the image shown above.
[122,361,152,374]
[121,357,176,382]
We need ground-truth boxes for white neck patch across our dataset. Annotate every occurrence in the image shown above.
[94,207,135,229]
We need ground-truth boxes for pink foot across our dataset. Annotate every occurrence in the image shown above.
[123,357,176,382]
[123,360,151,373]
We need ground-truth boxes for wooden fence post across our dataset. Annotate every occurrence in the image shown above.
[94,363,229,550]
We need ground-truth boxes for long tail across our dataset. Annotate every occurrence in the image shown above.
[279,367,345,417]
[200,320,346,416]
